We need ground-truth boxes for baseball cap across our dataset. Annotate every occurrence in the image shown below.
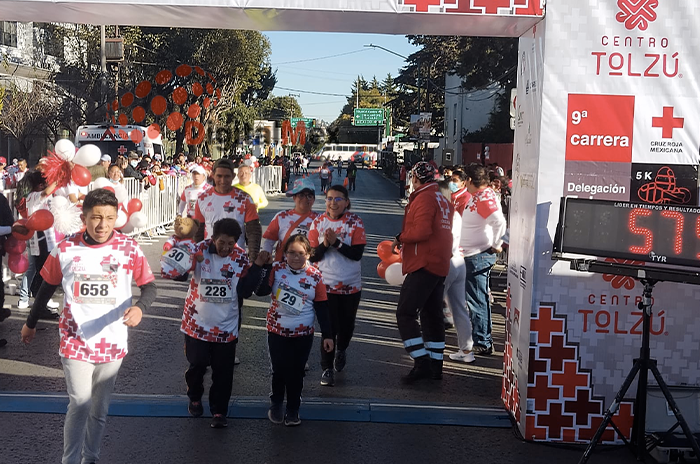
[213,158,235,173]
[128,151,139,159]
[286,177,316,197]
[100,154,111,163]
[190,165,207,175]
[0,156,6,164]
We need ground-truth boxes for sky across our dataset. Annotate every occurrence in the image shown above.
[265,32,418,124]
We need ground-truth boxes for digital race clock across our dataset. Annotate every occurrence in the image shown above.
[553,197,700,269]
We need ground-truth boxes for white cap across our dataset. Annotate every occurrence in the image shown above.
[190,165,206,175]
[101,154,111,162]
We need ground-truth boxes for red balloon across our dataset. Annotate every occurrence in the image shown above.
[71,164,91,187]
[377,261,389,280]
[103,186,115,193]
[377,240,399,263]
[8,253,29,274]
[4,235,27,255]
[11,219,33,241]
[127,198,143,213]
[26,209,54,231]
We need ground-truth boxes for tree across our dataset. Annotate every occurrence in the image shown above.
[0,81,60,158]
[258,95,302,120]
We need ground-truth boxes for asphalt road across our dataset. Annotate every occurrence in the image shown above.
[0,165,638,464]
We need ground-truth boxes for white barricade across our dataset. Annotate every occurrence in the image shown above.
[1,188,18,287]
[253,165,283,195]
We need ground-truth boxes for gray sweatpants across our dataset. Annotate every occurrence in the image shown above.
[61,357,123,464]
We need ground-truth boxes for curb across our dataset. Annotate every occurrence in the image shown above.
[0,392,511,428]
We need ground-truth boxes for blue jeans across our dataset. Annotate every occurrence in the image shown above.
[18,253,40,303]
[464,251,496,349]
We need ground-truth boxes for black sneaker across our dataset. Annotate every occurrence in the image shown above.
[0,307,11,322]
[320,368,334,386]
[334,350,346,372]
[284,410,301,426]
[268,403,284,424]
[37,308,60,321]
[188,400,203,418]
[472,345,494,356]
[210,414,228,428]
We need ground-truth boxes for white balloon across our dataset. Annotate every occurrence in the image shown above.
[115,209,128,228]
[128,211,147,229]
[119,221,135,234]
[114,184,128,204]
[93,178,111,189]
[54,139,75,162]
[385,262,406,286]
[73,144,101,167]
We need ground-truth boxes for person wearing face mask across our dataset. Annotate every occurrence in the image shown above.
[108,165,124,185]
[450,169,471,215]
[123,152,144,180]
[262,177,318,263]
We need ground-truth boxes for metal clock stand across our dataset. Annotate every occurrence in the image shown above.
[565,260,700,464]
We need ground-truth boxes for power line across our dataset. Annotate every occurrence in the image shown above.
[276,86,348,97]
[271,49,369,65]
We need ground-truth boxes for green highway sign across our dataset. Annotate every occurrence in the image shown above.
[353,108,385,126]
[290,117,315,128]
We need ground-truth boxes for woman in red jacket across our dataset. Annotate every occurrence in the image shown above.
[391,162,454,384]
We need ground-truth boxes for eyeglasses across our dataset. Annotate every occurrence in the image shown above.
[295,192,315,199]
[285,251,308,258]
[325,197,346,203]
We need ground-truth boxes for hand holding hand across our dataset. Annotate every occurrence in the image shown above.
[255,250,271,266]
[324,229,337,247]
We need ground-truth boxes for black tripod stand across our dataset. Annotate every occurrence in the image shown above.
[579,279,700,463]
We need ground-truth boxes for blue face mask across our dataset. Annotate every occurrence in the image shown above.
[448,182,459,193]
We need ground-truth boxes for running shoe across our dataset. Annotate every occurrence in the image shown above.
[334,350,346,372]
[448,350,476,363]
[320,368,334,386]
[284,410,301,426]
[188,400,203,418]
[268,403,284,424]
[210,414,228,428]
[472,345,493,356]
[17,300,29,309]
[47,299,60,309]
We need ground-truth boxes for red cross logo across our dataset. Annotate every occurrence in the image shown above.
[652,107,684,139]
[117,145,128,155]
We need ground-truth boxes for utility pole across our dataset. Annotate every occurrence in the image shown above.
[356,75,359,109]
[100,25,107,118]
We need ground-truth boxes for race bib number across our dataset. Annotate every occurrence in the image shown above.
[290,225,309,237]
[73,274,116,305]
[162,247,192,274]
[201,278,232,303]
[188,198,196,212]
[275,283,305,315]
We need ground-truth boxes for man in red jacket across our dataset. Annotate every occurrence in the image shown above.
[391,161,454,383]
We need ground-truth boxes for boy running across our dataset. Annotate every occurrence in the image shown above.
[21,188,157,464]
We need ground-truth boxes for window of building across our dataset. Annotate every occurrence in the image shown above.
[1,21,17,48]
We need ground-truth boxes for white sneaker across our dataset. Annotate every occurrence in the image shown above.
[449,350,476,363]
[47,299,60,309]
[17,300,29,309]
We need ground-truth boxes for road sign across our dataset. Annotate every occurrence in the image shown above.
[290,117,315,128]
[353,108,385,126]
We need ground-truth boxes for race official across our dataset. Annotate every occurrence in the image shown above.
[392,161,454,383]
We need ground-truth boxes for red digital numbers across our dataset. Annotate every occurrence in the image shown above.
[660,210,684,255]
[629,209,652,254]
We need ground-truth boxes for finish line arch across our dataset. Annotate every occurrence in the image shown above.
[4,0,700,446]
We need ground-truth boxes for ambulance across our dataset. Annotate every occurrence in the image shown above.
[75,124,164,163]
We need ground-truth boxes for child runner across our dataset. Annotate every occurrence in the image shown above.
[256,234,333,426]
[20,188,157,464]
[262,177,318,263]
[181,218,268,428]
[308,184,366,387]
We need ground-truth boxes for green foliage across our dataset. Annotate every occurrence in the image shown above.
[258,95,302,120]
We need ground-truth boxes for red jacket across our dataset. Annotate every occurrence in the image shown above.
[399,182,453,277]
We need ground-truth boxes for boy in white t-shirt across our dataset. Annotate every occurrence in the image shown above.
[21,188,157,464]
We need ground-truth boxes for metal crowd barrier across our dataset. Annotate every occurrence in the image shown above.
[252,165,282,195]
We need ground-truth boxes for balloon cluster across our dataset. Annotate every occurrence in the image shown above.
[376,240,405,286]
[7,210,55,274]
[48,139,102,188]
